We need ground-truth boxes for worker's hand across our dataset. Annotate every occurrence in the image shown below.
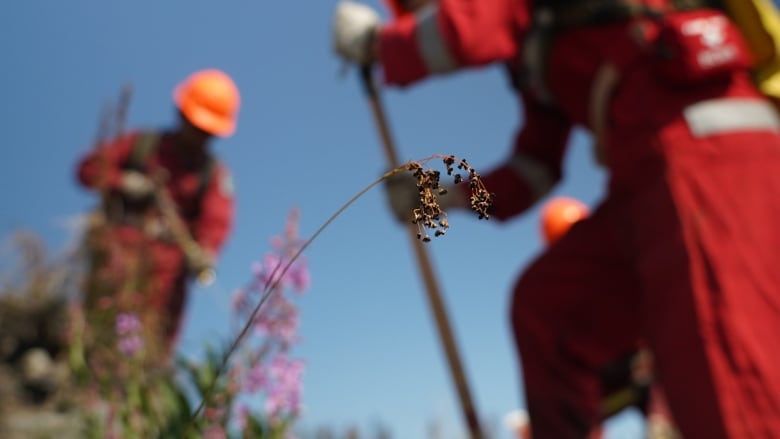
[385,170,470,223]
[333,1,381,65]
[384,171,420,223]
[185,245,214,281]
[119,171,155,200]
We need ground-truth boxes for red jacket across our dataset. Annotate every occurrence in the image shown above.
[376,0,765,220]
[77,131,234,257]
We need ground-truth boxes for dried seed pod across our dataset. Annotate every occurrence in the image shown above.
[397,155,493,242]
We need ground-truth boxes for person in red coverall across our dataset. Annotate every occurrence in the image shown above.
[77,69,239,357]
[541,197,679,438]
[332,0,780,437]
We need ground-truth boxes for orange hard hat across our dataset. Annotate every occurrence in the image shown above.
[173,69,240,137]
[540,196,590,246]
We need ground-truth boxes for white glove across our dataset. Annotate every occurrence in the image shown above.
[185,244,215,283]
[119,171,155,200]
[333,1,381,65]
[385,171,470,222]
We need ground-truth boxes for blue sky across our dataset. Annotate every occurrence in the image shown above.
[0,2,648,438]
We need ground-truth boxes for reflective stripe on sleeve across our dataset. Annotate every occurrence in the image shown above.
[506,154,555,200]
[683,98,780,137]
[415,4,459,74]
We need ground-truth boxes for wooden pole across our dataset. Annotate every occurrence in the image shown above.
[359,66,485,439]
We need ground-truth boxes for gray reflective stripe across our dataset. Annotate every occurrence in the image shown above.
[415,4,459,74]
[507,154,555,200]
[684,98,780,137]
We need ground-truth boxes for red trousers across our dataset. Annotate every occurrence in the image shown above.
[86,224,189,350]
[511,128,780,438]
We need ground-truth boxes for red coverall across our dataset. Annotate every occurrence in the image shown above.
[377,0,780,437]
[77,131,234,347]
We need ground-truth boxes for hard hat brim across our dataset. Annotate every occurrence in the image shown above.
[174,86,236,137]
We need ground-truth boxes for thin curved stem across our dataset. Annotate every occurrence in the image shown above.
[185,165,407,432]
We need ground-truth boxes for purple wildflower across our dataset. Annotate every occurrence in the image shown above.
[227,209,310,433]
[115,313,144,357]
[115,313,141,336]
[203,424,227,439]
[118,334,143,357]
[264,356,304,419]
[234,404,250,430]
[253,296,299,344]
[253,254,292,290]
[244,362,267,394]
[287,260,310,294]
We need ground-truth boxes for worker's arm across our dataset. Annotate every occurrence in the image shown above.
[452,92,573,221]
[377,0,530,86]
[192,163,235,259]
[76,132,139,191]
[384,92,572,222]
[333,0,530,86]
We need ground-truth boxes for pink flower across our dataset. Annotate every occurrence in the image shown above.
[244,362,267,394]
[118,334,143,357]
[287,260,310,294]
[234,404,250,430]
[203,424,227,439]
[253,254,287,290]
[228,209,310,431]
[252,297,300,347]
[264,356,304,419]
[115,313,141,335]
[115,313,143,357]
